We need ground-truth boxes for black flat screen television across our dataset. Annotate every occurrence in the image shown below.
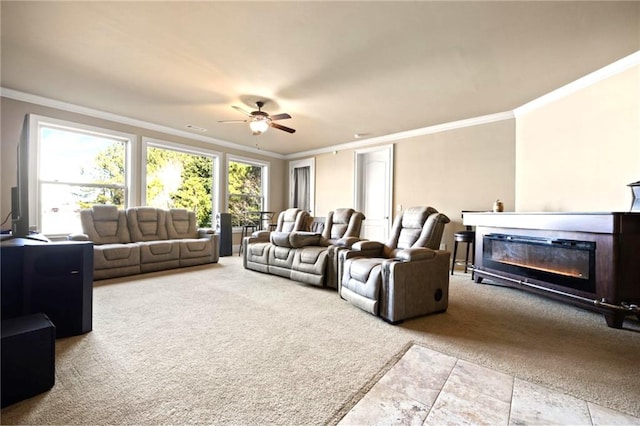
[6,114,48,242]
[11,115,31,237]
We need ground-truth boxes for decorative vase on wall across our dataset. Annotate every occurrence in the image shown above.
[493,199,504,212]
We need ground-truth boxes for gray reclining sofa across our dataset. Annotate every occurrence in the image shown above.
[243,207,365,287]
[70,205,219,280]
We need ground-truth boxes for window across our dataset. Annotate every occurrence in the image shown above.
[227,156,269,227]
[142,138,219,228]
[31,116,134,237]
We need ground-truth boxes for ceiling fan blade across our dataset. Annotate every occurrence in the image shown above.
[231,105,253,117]
[218,119,248,123]
[268,113,291,121]
[271,122,296,134]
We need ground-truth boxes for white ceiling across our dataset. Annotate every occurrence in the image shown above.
[1,1,638,156]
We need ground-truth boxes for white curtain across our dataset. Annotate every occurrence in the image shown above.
[293,166,310,212]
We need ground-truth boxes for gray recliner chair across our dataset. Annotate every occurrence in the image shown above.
[243,208,311,273]
[289,208,365,287]
[339,206,451,324]
[321,208,366,289]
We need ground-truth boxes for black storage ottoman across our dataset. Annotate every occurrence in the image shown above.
[1,313,56,407]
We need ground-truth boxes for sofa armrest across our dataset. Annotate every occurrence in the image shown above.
[244,230,272,246]
[253,229,271,240]
[68,233,90,241]
[394,247,437,262]
[198,228,216,238]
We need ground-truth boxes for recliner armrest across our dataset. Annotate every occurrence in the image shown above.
[335,236,363,248]
[270,231,293,247]
[352,240,384,252]
[340,241,384,261]
[288,231,321,248]
[270,231,322,248]
[394,247,437,262]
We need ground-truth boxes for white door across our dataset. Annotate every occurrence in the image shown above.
[355,145,393,242]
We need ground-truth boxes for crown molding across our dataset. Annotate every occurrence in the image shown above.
[2,86,517,162]
[514,50,640,117]
[0,88,286,160]
[284,111,515,160]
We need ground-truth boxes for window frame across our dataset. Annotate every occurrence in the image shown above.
[226,154,270,230]
[141,137,221,223]
[29,114,136,238]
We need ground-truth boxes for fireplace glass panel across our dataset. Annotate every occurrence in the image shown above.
[483,234,596,292]
[489,240,589,279]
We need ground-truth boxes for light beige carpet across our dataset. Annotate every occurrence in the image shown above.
[2,255,639,425]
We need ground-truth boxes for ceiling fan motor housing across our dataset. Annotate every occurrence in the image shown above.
[251,111,269,119]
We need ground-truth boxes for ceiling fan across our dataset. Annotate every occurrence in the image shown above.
[219,101,296,135]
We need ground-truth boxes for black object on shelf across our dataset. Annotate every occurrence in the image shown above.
[1,313,56,408]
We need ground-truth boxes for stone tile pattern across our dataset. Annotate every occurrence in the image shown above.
[338,345,640,426]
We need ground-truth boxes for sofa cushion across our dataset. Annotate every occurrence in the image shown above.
[127,207,168,242]
[93,243,141,279]
[268,246,295,278]
[396,207,433,249]
[166,209,199,239]
[274,208,310,233]
[328,208,352,239]
[244,242,271,273]
[179,239,213,259]
[80,205,131,244]
[138,240,179,260]
[341,258,383,315]
[291,246,328,286]
[102,244,137,261]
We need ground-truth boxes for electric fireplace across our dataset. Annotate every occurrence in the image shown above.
[482,234,596,293]
[463,212,640,329]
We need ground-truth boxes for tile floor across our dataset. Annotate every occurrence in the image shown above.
[338,345,640,425]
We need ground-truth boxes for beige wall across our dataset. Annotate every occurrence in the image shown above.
[314,150,355,217]
[294,118,516,251]
[394,120,515,249]
[515,65,640,212]
[0,97,287,239]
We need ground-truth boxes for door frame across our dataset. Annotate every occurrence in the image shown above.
[354,144,394,240]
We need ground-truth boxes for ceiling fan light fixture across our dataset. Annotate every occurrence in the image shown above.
[249,119,269,134]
